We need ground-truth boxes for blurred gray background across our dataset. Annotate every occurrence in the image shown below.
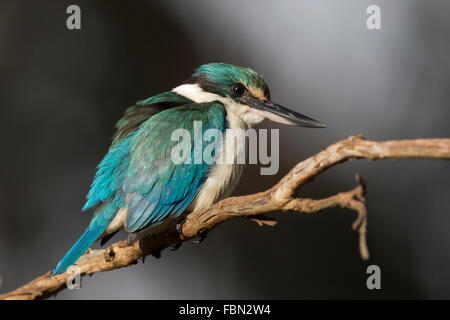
[0,0,449,299]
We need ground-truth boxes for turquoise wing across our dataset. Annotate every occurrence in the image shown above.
[123,101,226,233]
[83,91,192,211]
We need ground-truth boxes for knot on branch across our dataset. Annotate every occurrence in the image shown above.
[104,247,116,262]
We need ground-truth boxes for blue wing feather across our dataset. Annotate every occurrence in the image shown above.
[82,132,137,211]
[53,92,204,275]
[53,102,225,274]
[124,102,226,233]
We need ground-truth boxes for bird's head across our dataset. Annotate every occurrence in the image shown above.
[175,63,326,128]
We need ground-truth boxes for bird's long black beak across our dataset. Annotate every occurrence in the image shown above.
[238,98,326,128]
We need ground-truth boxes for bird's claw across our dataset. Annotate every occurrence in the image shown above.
[176,223,183,234]
[170,243,182,251]
[193,227,209,244]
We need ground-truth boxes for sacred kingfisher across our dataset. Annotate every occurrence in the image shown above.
[52,63,325,275]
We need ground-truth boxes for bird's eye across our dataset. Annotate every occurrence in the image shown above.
[232,84,246,97]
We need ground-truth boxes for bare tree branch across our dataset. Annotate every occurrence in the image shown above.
[1,134,449,300]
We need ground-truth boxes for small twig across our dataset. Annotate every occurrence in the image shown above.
[248,215,278,227]
[1,134,448,300]
[282,174,368,259]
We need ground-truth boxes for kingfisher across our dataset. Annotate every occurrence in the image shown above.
[52,63,325,275]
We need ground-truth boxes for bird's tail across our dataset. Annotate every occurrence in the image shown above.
[52,210,113,275]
